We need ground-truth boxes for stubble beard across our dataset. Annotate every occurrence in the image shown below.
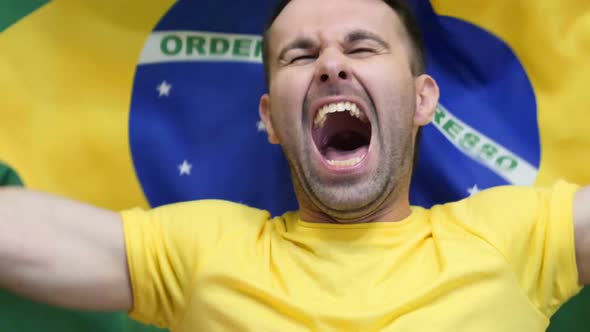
[285,127,415,222]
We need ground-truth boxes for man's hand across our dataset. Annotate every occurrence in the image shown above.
[574,186,590,285]
[0,187,132,311]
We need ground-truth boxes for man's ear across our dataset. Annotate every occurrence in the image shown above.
[259,94,280,144]
[414,74,440,126]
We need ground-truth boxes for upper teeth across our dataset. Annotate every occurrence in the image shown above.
[313,101,366,128]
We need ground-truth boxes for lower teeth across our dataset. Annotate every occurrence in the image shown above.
[327,156,363,167]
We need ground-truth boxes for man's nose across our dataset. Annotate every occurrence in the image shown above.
[314,49,352,84]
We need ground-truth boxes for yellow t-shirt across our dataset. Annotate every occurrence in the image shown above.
[121,181,582,331]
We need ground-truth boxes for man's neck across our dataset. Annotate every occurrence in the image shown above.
[298,196,412,224]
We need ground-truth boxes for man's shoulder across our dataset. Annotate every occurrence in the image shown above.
[427,180,579,230]
[122,199,298,231]
[432,182,566,211]
[143,199,273,222]
[458,180,577,210]
[153,198,264,212]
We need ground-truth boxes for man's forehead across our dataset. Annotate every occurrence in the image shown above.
[268,0,402,50]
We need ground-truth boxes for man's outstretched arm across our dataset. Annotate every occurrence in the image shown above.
[0,187,132,311]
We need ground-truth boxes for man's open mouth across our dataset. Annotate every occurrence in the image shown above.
[312,101,372,168]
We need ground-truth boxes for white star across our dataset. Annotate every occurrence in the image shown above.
[467,184,480,196]
[157,80,172,97]
[178,160,192,176]
[256,120,267,132]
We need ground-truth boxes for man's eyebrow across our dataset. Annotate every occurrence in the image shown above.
[278,37,317,60]
[344,29,390,49]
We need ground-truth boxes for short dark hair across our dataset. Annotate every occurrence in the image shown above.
[261,0,426,85]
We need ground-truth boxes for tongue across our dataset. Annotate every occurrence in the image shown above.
[324,145,368,161]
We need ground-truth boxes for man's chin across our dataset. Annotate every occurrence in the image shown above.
[309,182,384,219]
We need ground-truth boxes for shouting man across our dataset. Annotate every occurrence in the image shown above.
[1,0,589,331]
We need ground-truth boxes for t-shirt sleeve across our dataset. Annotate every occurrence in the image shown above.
[120,199,271,328]
[443,180,582,317]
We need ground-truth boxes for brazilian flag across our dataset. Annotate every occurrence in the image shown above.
[1,1,590,332]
